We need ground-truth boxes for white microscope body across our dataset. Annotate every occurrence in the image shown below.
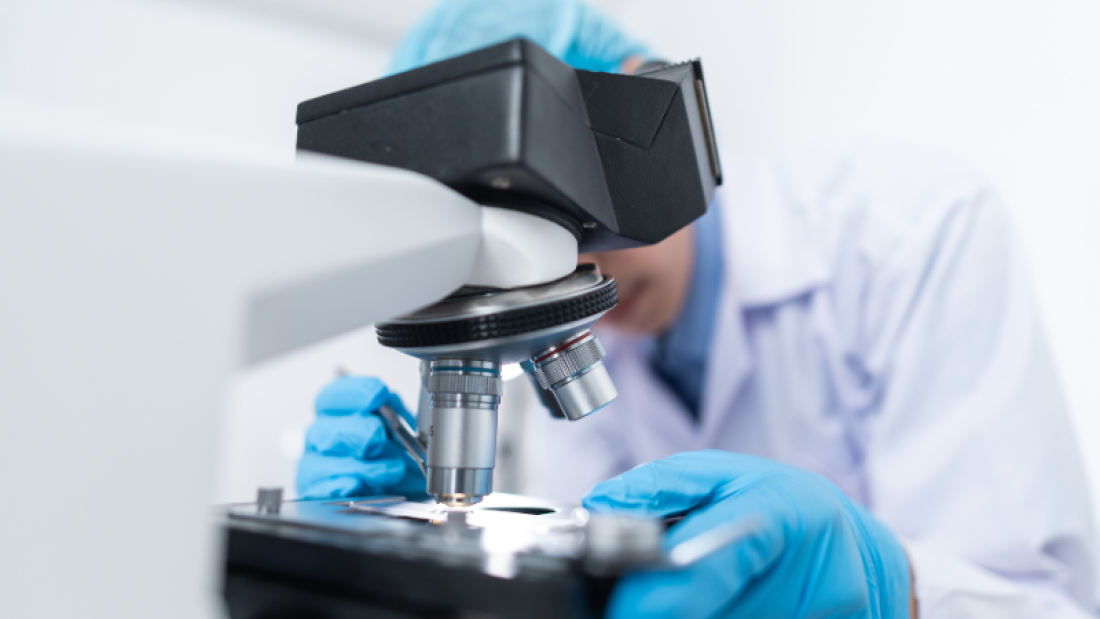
[0,105,574,619]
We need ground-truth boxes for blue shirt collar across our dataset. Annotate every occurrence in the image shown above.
[649,201,725,416]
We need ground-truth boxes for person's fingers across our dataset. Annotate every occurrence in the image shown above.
[582,450,760,516]
[607,553,753,619]
[296,451,406,499]
[583,453,715,516]
[587,452,811,618]
[584,461,700,517]
[314,377,415,431]
[605,568,698,619]
[296,475,363,501]
[606,489,789,619]
[314,376,390,417]
[304,412,391,459]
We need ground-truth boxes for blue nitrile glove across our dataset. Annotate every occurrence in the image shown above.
[584,450,911,619]
[390,0,654,74]
[296,376,427,500]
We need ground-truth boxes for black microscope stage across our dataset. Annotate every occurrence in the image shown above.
[222,494,650,619]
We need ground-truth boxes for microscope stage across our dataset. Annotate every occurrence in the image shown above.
[223,494,630,619]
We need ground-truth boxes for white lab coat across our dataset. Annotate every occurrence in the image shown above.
[521,143,1098,617]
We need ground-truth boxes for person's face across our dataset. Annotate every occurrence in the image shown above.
[579,225,695,336]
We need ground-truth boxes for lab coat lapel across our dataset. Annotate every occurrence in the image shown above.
[698,161,831,435]
[722,159,830,307]
[698,273,752,440]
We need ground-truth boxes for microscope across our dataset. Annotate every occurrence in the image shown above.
[298,38,722,507]
[223,38,722,618]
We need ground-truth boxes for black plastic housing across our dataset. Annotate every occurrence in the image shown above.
[296,38,722,252]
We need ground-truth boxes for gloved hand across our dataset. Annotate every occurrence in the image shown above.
[390,0,654,74]
[584,450,912,619]
[296,376,427,500]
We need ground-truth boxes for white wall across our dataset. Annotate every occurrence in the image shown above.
[4,0,1097,514]
[0,0,394,149]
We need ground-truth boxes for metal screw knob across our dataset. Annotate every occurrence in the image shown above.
[256,487,283,515]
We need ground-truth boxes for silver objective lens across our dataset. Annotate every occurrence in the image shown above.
[425,359,502,507]
[530,331,617,421]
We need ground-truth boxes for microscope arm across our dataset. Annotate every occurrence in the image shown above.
[0,103,571,618]
[242,159,578,365]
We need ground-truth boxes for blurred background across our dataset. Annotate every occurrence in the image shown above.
[2,0,1096,516]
